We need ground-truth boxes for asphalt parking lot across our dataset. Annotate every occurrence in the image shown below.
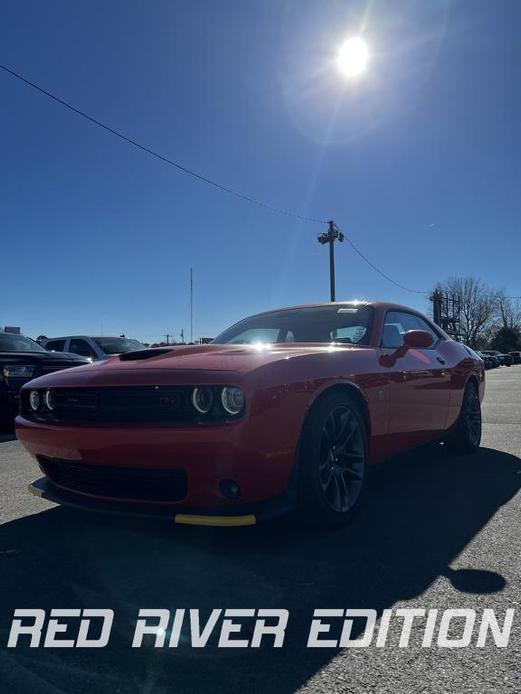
[1,367,520,694]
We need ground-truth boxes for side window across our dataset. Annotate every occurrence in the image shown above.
[45,340,66,352]
[381,312,405,348]
[381,311,439,349]
[409,315,440,345]
[69,339,97,360]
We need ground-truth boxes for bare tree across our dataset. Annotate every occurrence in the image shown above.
[496,292,521,331]
[435,276,498,348]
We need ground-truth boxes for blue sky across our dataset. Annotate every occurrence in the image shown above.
[1,0,520,342]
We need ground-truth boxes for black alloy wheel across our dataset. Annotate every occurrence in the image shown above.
[445,381,482,454]
[318,405,366,513]
[298,391,368,527]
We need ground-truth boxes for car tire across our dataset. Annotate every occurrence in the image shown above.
[445,381,482,455]
[297,391,368,527]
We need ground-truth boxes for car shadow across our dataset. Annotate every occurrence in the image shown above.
[0,445,520,694]
[0,420,16,441]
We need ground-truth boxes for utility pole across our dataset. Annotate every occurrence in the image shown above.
[190,268,193,344]
[430,289,443,327]
[180,329,184,344]
[317,220,344,301]
[164,333,172,345]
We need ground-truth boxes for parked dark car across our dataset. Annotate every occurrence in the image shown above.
[481,350,511,367]
[0,333,90,427]
[477,351,496,369]
[509,351,521,364]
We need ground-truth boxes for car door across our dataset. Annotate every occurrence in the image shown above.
[381,311,451,446]
[85,337,105,360]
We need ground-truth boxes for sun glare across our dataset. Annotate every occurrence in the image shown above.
[337,37,369,78]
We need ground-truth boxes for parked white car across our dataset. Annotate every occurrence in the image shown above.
[43,336,146,361]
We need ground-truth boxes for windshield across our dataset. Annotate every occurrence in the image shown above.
[93,337,146,354]
[0,333,46,353]
[213,305,374,345]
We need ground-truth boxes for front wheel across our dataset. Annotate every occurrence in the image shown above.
[297,392,368,527]
[445,381,482,454]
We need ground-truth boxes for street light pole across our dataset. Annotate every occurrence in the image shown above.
[318,220,344,302]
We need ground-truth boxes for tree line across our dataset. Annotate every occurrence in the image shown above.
[434,276,521,351]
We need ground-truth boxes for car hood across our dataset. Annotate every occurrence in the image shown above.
[110,343,359,371]
[22,343,365,388]
[0,351,89,366]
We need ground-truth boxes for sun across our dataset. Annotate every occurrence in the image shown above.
[337,37,369,78]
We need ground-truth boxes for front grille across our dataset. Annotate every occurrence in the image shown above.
[29,386,192,423]
[22,386,243,424]
[38,457,187,503]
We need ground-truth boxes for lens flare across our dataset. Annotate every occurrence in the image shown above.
[337,37,369,78]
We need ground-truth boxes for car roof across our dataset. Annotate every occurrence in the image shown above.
[243,300,428,318]
[246,299,421,316]
[45,335,124,340]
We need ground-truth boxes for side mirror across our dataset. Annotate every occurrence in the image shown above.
[403,330,434,349]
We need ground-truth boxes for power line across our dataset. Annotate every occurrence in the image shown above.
[0,63,326,224]
[0,62,436,295]
[341,232,428,294]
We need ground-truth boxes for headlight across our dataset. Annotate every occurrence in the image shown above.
[192,386,214,414]
[44,390,56,410]
[221,386,245,415]
[29,390,40,411]
[2,365,37,378]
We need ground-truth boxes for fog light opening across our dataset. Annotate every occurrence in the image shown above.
[220,479,241,500]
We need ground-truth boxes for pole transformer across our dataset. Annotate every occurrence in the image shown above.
[318,220,344,302]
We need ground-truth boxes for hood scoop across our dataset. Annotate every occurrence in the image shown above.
[119,348,174,361]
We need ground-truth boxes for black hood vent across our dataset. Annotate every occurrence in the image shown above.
[119,348,173,361]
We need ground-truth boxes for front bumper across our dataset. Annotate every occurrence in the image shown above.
[16,411,299,510]
[28,476,296,525]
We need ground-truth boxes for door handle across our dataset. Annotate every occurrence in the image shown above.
[437,357,446,365]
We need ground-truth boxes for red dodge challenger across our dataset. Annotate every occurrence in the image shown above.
[16,302,484,527]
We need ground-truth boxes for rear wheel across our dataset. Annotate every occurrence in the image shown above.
[445,381,482,454]
[297,391,368,527]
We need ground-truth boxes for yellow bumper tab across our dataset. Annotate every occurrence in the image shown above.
[174,513,256,527]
